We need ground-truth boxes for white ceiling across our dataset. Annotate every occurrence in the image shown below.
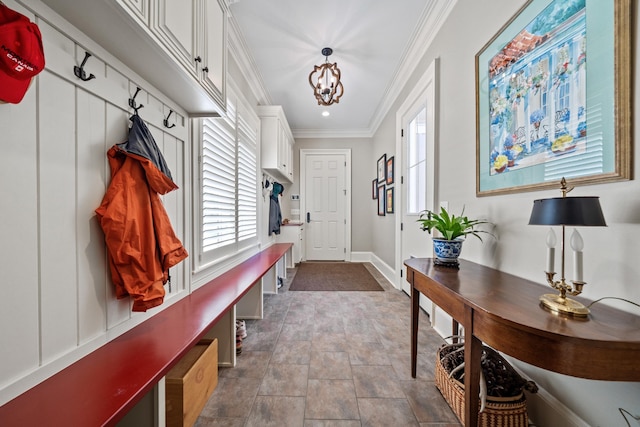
[229,0,454,138]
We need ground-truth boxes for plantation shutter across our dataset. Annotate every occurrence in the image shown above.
[237,110,258,243]
[200,93,258,262]
[202,103,237,253]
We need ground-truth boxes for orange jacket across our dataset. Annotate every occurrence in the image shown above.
[96,116,188,312]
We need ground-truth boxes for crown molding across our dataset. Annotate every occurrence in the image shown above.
[293,128,372,139]
[367,0,457,135]
[227,13,272,106]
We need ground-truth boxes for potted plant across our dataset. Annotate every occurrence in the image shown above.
[417,206,493,266]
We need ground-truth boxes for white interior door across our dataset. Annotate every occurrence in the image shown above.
[396,60,438,309]
[302,152,347,261]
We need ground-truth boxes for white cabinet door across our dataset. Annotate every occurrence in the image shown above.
[258,106,294,183]
[152,0,198,77]
[279,124,289,176]
[200,0,226,105]
[118,0,150,24]
[277,226,302,267]
[286,133,294,181]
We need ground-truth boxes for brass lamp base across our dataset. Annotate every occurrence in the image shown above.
[540,293,590,317]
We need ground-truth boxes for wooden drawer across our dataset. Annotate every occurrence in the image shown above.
[166,339,218,427]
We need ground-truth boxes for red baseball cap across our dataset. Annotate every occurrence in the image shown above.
[0,3,45,104]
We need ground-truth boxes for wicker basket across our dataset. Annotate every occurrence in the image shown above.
[435,345,530,427]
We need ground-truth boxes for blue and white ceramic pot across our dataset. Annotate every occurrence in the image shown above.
[432,238,464,264]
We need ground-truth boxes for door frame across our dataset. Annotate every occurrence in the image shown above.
[394,58,439,290]
[299,148,352,261]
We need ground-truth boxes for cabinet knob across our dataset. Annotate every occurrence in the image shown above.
[195,56,202,63]
[202,66,209,73]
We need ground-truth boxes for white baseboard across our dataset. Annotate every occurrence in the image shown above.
[350,252,399,290]
[524,387,590,427]
[502,359,590,427]
[350,251,371,263]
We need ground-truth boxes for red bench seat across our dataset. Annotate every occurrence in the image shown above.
[0,243,291,426]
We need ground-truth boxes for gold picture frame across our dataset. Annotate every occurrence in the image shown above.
[475,0,631,196]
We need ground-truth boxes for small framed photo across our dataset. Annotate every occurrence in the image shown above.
[377,154,386,183]
[385,187,394,214]
[386,156,394,185]
[372,179,378,199]
[377,184,386,216]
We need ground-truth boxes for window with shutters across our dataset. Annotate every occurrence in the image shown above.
[199,93,258,265]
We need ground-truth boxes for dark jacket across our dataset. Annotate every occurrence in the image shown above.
[269,182,283,235]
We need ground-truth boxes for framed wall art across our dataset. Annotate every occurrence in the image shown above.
[377,154,387,183]
[377,184,386,216]
[385,187,394,214]
[476,0,631,196]
[386,156,395,185]
[372,179,378,199]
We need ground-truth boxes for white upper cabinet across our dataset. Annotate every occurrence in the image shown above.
[152,0,197,76]
[40,0,227,115]
[119,0,150,24]
[200,0,226,100]
[151,0,226,108]
[257,106,294,183]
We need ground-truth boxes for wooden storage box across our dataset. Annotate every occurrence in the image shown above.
[166,339,218,427]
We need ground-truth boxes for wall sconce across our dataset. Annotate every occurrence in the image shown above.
[308,47,344,106]
[528,177,606,317]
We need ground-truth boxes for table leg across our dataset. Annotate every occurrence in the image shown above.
[464,306,481,427]
[411,284,419,378]
[452,319,459,343]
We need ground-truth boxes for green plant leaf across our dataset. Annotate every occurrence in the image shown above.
[416,206,494,241]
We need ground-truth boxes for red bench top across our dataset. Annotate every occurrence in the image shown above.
[0,243,291,427]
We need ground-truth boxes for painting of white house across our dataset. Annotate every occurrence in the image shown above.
[487,0,587,176]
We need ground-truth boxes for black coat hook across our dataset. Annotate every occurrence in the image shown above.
[74,51,96,82]
[163,110,176,128]
[128,87,144,114]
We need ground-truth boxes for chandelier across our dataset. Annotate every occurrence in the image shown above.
[308,47,344,106]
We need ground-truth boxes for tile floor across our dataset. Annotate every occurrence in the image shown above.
[196,263,462,427]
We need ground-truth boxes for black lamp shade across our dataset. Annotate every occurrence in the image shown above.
[529,197,607,226]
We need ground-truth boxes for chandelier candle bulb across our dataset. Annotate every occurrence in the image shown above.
[571,229,584,282]
[546,228,557,273]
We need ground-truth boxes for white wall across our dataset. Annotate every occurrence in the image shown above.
[370,0,640,425]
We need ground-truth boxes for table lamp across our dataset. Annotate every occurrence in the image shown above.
[528,178,606,317]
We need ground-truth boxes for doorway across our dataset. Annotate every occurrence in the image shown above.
[395,59,438,310]
[300,149,351,261]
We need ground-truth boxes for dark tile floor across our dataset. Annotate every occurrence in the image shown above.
[196,263,462,427]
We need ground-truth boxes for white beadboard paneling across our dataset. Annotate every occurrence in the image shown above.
[0,93,41,388]
[161,133,178,297]
[105,66,131,112]
[38,20,75,83]
[38,70,78,362]
[145,92,166,130]
[76,88,108,344]
[105,104,134,329]
[1,0,192,407]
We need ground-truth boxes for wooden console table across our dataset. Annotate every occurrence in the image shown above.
[405,257,640,427]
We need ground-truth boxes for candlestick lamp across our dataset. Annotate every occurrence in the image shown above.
[528,178,606,317]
